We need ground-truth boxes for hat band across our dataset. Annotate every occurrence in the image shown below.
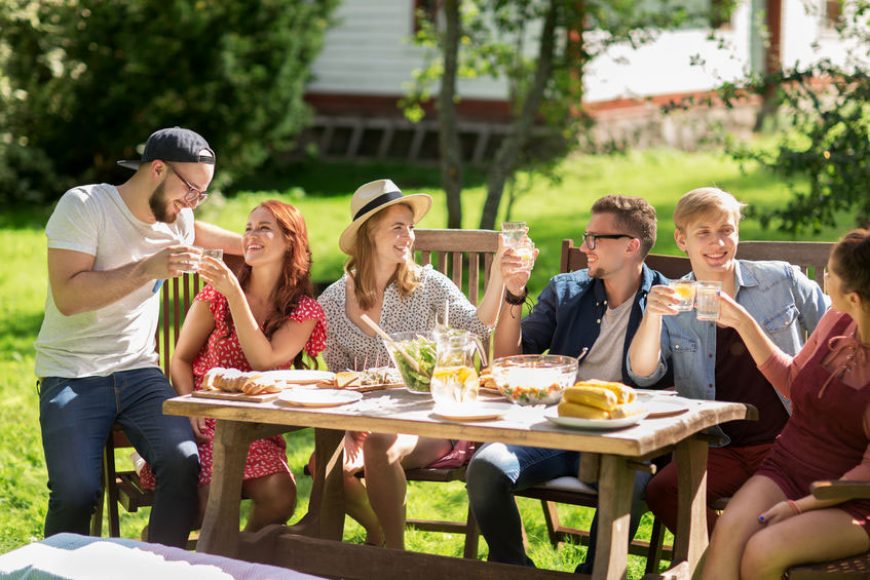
[353,190,403,221]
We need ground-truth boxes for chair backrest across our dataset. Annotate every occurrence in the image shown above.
[737,241,831,287]
[559,239,692,278]
[155,254,246,374]
[413,229,500,305]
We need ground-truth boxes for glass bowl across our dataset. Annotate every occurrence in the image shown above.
[383,330,438,393]
[490,354,578,405]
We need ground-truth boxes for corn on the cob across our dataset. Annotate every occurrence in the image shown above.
[563,385,619,410]
[557,400,610,420]
[574,380,636,405]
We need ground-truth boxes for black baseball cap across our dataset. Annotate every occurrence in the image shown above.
[117,127,215,170]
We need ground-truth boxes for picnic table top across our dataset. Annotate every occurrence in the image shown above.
[164,388,753,457]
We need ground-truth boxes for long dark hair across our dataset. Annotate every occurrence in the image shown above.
[224,200,316,369]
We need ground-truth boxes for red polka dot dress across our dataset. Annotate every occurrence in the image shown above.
[140,285,327,488]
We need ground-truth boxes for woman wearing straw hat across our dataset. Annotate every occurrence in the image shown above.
[318,178,512,549]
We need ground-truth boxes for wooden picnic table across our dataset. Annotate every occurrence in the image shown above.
[164,389,754,580]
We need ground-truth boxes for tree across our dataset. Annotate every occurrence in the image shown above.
[405,0,701,229]
[673,1,870,233]
[0,0,338,203]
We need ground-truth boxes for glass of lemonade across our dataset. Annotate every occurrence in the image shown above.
[668,280,696,312]
[695,281,722,321]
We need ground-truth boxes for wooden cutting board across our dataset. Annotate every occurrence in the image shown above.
[191,390,280,403]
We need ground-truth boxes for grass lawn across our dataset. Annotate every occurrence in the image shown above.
[0,149,850,577]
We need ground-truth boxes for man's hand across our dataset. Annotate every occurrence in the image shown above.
[645,284,681,317]
[141,245,203,279]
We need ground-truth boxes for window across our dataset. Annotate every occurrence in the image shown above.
[822,0,842,29]
[413,0,440,34]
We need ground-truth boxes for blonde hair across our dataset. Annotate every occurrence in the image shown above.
[346,203,420,310]
[674,187,746,232]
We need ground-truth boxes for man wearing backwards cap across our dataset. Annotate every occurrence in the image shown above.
[35,127,239,547]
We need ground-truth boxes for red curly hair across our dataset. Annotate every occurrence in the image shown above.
[224,200,316,369]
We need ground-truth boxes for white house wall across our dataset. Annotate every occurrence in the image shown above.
[308,0,862,105]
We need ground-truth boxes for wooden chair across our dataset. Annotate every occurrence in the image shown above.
[560,239,692,279]
[737,241,831,286]
[784,481,870,578]
[92,256,246,543]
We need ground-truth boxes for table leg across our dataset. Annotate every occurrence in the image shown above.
[288,427,345,540]
[197,420,255,557]
[592,454,635,580]
[673,436,709,571]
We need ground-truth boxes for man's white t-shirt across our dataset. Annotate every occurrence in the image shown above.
[575,297,633,383]
[35,184,195,378]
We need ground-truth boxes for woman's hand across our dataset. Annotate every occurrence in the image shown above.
[196,256,241,297]
[758,501,799,526]
[645,285,680,317]
[190,417,209,443]
[716,291,752,331]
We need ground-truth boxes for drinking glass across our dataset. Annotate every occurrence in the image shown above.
[668,280,696,312]
[501,221,528,249]
[695,281,722,321]
[181,246,203,273]
[201,248,224,262]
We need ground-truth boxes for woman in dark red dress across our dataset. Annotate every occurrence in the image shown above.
[141,200,326,532]
[702,229,869,579]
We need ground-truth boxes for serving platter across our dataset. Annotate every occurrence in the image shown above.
[257,370,335,386]
[192,390,280,403]
[543,407,648,430]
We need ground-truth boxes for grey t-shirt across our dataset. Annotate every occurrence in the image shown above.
[576,297,633,383]
[35,184,195,378]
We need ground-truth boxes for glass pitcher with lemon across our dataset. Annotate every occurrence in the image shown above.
[430,329,487,406]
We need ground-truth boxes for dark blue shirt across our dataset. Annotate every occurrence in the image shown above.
[521,264,671,388]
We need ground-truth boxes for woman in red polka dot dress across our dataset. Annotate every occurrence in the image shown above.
[140,200,326,532]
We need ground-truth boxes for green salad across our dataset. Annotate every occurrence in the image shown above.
[392,336,437,392]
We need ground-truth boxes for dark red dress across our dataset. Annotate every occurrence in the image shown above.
[756,311,870,534]
[141,285,327,488]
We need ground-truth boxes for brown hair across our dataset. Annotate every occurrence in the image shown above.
[346,203,420,310]
[674,187,746,232]
[830,228,870,306]
[223,200,316,369]
[591,195,657,257]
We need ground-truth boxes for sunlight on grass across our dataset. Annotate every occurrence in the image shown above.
[0,150,852,576]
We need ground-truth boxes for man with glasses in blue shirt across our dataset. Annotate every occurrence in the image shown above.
[36,127,240,547]
[466,195,671,573]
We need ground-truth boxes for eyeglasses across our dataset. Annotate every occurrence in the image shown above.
[582,232,634,250]
[165,162,209,206]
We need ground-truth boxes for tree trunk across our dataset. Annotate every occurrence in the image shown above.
[479,0,559,229]
[439,0,463,228]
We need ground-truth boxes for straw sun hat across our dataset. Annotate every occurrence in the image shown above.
[338,179,432,254]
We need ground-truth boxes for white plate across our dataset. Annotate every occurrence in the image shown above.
[643,398,690,418]
[259,370,335,386]
[277,389,362,408]
[431,402,512,422]
[543,407,647,430]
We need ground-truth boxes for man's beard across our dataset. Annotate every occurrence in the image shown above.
[149,181,175,223]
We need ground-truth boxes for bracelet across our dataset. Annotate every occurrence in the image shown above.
[786,500,801,516]
[504,288,528,306]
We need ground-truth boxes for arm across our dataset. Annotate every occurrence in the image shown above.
[627,284,677,378]
[48,246,200,316]
[169,298,216,440]
[198,257,317,370]
[194,221,243,255]
[718,292,825,397]
[169,299,216,396]
[490,240,535,357]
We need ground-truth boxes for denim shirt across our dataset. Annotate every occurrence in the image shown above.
[627,259,830,445]
[521,264,671,387]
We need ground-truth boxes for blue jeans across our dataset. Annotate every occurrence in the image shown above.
[466,443,651,571]
[39,368,200,548]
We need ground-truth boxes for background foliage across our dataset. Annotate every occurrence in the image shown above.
[0,0,338,204]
